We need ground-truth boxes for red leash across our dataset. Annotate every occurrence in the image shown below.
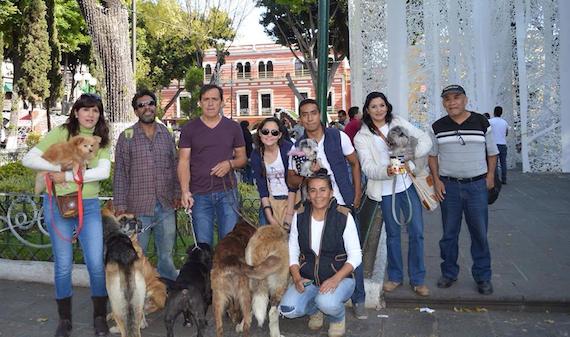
[45,169,84,243]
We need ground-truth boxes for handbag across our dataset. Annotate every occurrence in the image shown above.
[54,191,79,218]
[488,173,502,205]
[409,169,439,211]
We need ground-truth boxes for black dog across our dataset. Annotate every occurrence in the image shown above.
[162,243,213,337]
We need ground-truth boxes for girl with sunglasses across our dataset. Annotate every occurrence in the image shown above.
[251,117,297,228]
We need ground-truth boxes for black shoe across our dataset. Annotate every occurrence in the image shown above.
[437,276,456,288]
[54,319,72,337]
[93,316,109,336]
[477,281,494,295]
[502,181,507,185]
[55,297,72,337]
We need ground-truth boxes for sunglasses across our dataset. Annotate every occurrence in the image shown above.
[260,128,280,137]
[456,130,466,145]
[136,100,156,109]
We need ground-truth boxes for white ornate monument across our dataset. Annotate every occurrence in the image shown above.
[349,0,570,172]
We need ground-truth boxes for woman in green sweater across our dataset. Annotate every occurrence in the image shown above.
[22,94,111,337]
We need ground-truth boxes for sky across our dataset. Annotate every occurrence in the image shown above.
[233,5,275,45]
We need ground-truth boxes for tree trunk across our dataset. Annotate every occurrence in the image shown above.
[6,88,21,150]
[77,0,135,147]
[163,87,184,116]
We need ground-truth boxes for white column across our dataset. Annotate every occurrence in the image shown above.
[348,0,363,109]
[560,0,570,172]
[472,0,492,112]
[424,0,442,120]
[386,0,408,119]
[515,0,530,172]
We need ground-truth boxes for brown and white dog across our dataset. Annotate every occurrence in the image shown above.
[211,220,257,337]
[245,224,290,337]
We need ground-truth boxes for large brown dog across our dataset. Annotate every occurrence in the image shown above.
[211,220,257,337]
[245,224,289,337]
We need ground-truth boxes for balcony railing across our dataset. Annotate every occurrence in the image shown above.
[258,71,274,79]
[236,72,252,80]
[239,108,250,115]
[261,107,272,115]
[295,68,311,77]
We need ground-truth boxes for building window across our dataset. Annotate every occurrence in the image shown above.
[327,92,333,112]
[239,94,250,115]
[258,60,274,79]
[204,64,212,82]
[295,90,310,112]
[261,93,272,115]
[237,62,252,79]
[295,59,309,77]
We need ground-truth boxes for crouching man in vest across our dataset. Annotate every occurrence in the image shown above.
[279,169,362,337]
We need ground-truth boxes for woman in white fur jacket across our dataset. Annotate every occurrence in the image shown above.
[354,91,432,297]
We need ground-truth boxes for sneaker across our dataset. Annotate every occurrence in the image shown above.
[436,276,456,289]
[352,302,368,319]
[308,311,324,330]
[477,280,494,295]
[412,285,430,297]
[382,281,401,292]
[328,317,346,337]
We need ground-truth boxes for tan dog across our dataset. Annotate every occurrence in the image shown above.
[245,224,290,337]
[130,235,167,314]
[34,135,101,194]
[211,220,257,337]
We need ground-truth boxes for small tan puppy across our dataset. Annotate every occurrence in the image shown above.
[34,135,101,194]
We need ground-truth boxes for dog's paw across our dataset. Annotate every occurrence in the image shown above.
[235,321,244,333]
[109,325,120,334]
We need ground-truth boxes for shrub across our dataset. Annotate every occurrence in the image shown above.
[25,131,42,149]
[0,162,35,193]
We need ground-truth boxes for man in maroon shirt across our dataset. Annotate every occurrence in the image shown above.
[177,84,247,246]
[343,106,362,144]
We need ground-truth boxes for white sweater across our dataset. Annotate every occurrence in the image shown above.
[353,116,432,202]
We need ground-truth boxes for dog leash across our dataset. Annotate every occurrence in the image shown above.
[45,168,84,243]
[184,207,202,251]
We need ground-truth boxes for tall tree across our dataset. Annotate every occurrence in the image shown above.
[45,0,62,131]
[2,0,21,150]
[77,0,135,134]
[17,0,50,109]
[257,0,349,99]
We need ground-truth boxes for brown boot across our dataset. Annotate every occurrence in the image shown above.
[54,297,72,337]
[308,311,324,330]
[382,281,401,292]
[413,285,430,297]
[92,296,109,336]
[328,316,346,337]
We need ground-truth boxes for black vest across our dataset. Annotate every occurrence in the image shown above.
[297,199,352,286]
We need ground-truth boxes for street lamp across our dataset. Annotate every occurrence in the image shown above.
[73,72,98,94]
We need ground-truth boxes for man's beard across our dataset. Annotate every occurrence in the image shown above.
[139,113,155,124]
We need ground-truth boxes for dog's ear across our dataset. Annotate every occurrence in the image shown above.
[92,135,102,144]
[70,136,85,145]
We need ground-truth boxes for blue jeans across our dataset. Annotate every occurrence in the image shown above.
[279,278,355,323]
[496,144,507,183]
[191,189,239,246]
[43,196,106,299]
[439,178,492,282]
[138,202,178,281]
[380,185,426,286]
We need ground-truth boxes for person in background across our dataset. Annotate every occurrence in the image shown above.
[251,117,296,227]
[343,106,362,145]
[337,110,348,130]
[240,120,254,184]
[22,94,111,337]
[428,84,498,295]
[489,106,509,184]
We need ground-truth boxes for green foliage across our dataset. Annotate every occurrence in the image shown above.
[182,66,204,118]
[17,0,51,106]
[46,0,63,113]
[55,0,90,54]
[25,131,41,148]
[0,162,35,193]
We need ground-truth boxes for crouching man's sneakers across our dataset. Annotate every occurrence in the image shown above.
[328,317,346,337]
[412,285,430,297]
[437,276,456,288]
[308,311,324,330]
[477,280,494,295]
[382,281,401,292]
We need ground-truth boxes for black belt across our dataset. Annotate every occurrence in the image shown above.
[440,174,486,183]
[273,195,288,200]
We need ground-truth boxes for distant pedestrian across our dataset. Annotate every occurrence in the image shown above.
[114,89,180,281]
[343,106,362,144]
[428,84,499,295]
[240,120,254,184]
[483,112,491,119]
[178,84,247,246]
[489,106,509,184]
[337,109,348,128]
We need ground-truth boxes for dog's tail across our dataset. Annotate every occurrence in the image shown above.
[244,255,282,280]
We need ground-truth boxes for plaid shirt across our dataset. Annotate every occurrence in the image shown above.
[113,122,180,216]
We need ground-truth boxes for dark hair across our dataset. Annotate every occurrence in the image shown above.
[66,94,109,148]
[298,98,319,115]
[494,106,503,117]
[338,109,347,117]
[240,120,250,128]
[484,112,491,119]
[305,168,333,190]
[254,117,286,178]
[199,84,223,101]
[132,89,157,110]
[362,92,393,133]
[348,106,359,118]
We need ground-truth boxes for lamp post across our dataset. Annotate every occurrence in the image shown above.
[317,0,330,125]
[74,72,98,94]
